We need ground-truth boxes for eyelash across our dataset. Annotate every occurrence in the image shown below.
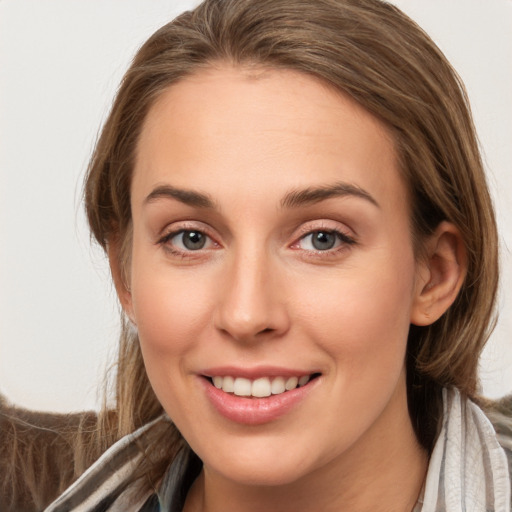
[156,224,356,258]
[157,228,218,257]
[291,227,356,256]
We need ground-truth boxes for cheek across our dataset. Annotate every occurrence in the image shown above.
[128,259,216,418]
[295,250,416,371]
[129,249,213,358]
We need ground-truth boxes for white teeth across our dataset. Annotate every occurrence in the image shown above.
[298,375,310,387]
[271,376,286,395]
[211,374,313,397]
[252,377,272,397]
[222,376,234,393]
[285,376,298,390]
[233,377,252,396]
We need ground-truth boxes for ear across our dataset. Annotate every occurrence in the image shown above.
[107,238,136,325]
[410,222,467,326]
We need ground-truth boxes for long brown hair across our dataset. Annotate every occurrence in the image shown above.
[83,0,498,493]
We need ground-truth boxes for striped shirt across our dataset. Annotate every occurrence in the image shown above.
[43,416,201,512]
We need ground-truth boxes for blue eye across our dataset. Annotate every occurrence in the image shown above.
[299,230,354,251]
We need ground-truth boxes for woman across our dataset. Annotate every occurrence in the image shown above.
[34,0,511,510]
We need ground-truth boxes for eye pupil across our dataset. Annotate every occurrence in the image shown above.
[182,231,206,250]
[312,231,336,250]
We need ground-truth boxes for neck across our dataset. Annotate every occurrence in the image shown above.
[184,381,428,512]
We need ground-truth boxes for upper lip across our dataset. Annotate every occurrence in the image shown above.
[200,365,320,379]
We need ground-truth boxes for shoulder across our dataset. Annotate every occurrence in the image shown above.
[0,394,97,512]
[482,394,512,477]
[42,414,172,512]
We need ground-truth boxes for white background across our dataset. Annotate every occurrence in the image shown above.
[1,0,511,413]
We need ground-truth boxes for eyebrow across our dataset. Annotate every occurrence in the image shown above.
[144,181,379,210]
[281,182,379,209]
[145,185,215,208]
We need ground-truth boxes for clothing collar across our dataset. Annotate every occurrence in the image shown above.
[420,387,510,511]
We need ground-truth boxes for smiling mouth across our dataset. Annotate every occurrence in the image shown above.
[205,374,321,398]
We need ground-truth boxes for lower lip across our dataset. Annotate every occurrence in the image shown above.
[201,377,318,425]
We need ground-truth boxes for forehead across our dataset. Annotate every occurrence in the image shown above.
[132,65,406,212]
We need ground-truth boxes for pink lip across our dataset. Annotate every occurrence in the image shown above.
[200,374,319,425]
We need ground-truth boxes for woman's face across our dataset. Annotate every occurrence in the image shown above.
[126,66,427,486]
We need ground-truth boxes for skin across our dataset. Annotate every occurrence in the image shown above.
[112,65,466,512]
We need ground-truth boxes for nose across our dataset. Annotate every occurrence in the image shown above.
[214,247,290,343]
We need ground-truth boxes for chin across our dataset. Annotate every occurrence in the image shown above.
[195,435,328,488]
[211,459,311,487]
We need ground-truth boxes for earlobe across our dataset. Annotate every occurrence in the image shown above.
[410,222,467,326]
[107,238,136,325]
